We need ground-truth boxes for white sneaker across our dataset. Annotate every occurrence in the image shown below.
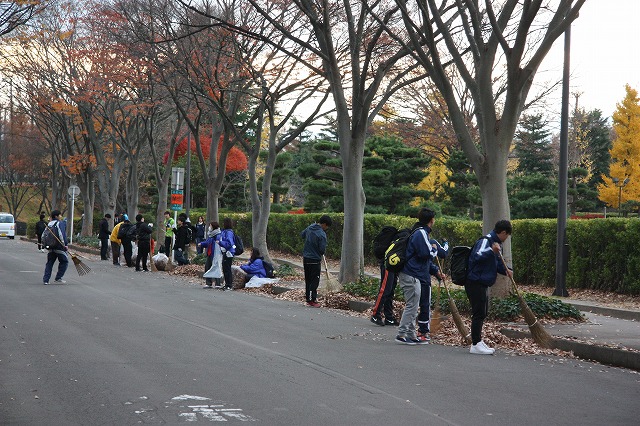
[479,341,495,354]
[470,341,494,355]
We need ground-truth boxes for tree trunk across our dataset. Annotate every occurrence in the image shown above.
[338,134,366,283]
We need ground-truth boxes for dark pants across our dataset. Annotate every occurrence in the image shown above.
[222,255,233,288]
[371,262,398,320]
[196,238,204,254]
[111,241,120,265]
[303,257,321,302]
[174,247,189,265]
[136,241,150,271]
[43,251,69,283]
[100,238,109,260]
[122,239,133,267]
[37,234,43,250]
[465,282,490,345]
[164,236,173,254]
[417,280,432,334]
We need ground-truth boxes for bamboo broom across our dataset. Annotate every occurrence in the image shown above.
[430,278,443,334]
[435,257,471,345]
[149,238,158,272]
[45,225,91,276]
[321,255,342,294]
[498,252,552,348]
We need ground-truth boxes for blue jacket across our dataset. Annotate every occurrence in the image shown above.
[466,231,508,287]
[402,224,439,280]
[219,229,237,256]
[301,223,327,261]
[240,258,267,278]
[200,229,222,257]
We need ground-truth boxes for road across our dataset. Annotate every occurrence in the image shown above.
[1,238,638,425]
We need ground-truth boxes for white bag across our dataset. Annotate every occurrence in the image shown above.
[203,243,223,279]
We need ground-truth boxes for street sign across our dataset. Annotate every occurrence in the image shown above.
[67,185,80,198]
[171,167,185,190]
[170,189,184,211]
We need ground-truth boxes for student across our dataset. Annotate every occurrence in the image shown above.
[465,219,513,355]
[110,219,123,266]
[300,215,332,307]
[35,213,47,252]
[218,218,238,290]
[134,214,153,272]
[416,238,449,342]
[240,248,268,280]
[395,208,444,345]
[173,213,191,266]
[42,210,69,285]
[163,211,176,254]
[199,222,223,288]
[98,213,112,260]
[118,214,134,267]
[195,216,206,254]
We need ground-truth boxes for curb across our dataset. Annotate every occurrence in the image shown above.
[500,328,640,372]
[566,301,640,321]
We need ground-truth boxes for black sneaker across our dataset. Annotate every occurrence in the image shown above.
[384,318,398,326]
[370,316,385,326]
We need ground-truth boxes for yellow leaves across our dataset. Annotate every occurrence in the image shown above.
[60,154,96,175]
[58,30,74,40]
[598,85,640,208]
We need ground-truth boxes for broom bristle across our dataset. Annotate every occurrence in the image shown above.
[516,294,553,348]
[448,298,472,345]
[71,254,91,276]
[430,284,442,334]
[149,257,158,272]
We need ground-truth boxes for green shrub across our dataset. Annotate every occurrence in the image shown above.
[191,254,207,265]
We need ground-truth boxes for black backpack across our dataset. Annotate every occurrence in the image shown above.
[117,223,129,239]
[384,227,417,272]
[42,222,64,250]
[262,260,275,278]
[126,223,138,241]
[373,226,399,260]
[233,233,244,256]
[449,237,490,285]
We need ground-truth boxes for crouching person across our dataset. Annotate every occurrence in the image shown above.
[240,248,267,281]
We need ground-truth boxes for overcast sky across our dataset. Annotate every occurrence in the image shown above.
[539,0,640,122]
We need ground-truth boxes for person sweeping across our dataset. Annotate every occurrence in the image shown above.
[464,220,513,355]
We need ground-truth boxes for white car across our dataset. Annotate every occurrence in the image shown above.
[0,212,16,239]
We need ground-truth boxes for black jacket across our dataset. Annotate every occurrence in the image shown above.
[135,221,152,243]
[174,224,190,250]
[98,218,111,239]
[35,220,47,237]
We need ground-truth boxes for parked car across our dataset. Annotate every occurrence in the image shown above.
[0,212,15,239]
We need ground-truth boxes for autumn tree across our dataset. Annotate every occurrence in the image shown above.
[598,85,640,212]
[387,0,585,295]
[0,0,44,37]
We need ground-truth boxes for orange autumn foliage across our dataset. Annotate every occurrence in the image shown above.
[163,136,248,173]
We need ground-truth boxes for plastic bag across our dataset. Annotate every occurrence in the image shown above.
[203,243,223,279]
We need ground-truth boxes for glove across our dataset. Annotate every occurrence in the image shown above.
[178,248,182,252]
[149,223,153,228]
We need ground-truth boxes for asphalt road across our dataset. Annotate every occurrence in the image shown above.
[1,238,639,425]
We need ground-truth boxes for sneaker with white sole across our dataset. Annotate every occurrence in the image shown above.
[470,341,494,355]
[479,341,495,354]
[54,279,66,284]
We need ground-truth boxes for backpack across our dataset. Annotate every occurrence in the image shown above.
[373,226,399,260]
[42,221,64,250]
[384,227,416,272]
[233,233,244,256]
[449,237,490,285]
[118,223,131,240]
[262,260,275,278]
[126,223,138,241]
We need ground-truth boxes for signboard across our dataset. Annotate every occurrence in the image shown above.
[170,189,184,211]
[171,167,185,190]
[67,185,80,199]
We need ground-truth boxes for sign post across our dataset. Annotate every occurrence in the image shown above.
[67,185,80,245]
[170,168,185,261]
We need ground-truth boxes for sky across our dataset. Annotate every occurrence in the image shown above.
[539,0,640,123]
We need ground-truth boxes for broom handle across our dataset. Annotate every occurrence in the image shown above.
[322,255,331,279]
[497,252,520,296]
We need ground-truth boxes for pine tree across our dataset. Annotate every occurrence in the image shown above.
[598,85,640,211]
[513,114,554,176]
